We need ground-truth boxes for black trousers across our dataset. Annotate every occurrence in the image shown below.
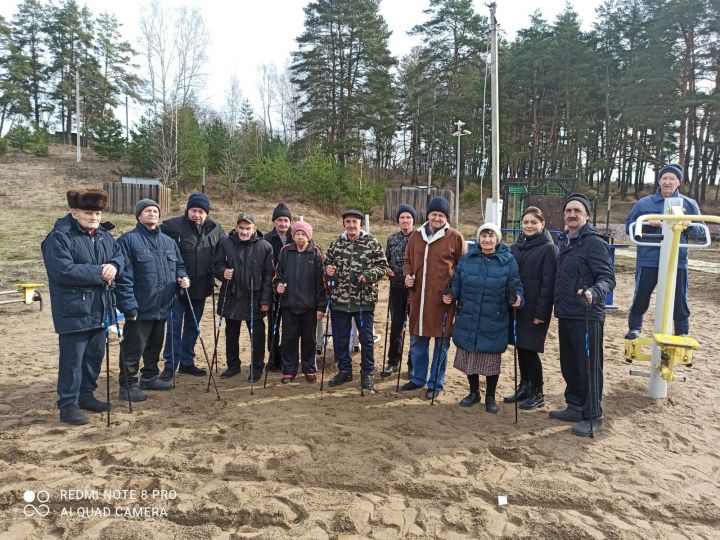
[119,319,166,386]
[225,317,265,375]
[281,309,318,376]
[388,286,411,370]
[267,299,282,368]
[558,318,603,420]
[517,348,543,387]
[629,266,690,335]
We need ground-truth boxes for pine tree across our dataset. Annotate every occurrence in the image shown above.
[90,112,125,160]
[10,0,47,129]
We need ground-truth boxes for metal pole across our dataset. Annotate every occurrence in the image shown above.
[489,3,500,223]
[202,166,206,193]
[76,68,81,162]
[455,130,461,229]
[125,95,129,143]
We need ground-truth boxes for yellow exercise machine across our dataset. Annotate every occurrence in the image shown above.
[627,198,719,397]
[0,283,44,310]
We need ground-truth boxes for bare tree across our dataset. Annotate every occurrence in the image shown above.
[257,63,276,137]
[173,6,209,107]
[224,74,243,132]
[274,65,301,146]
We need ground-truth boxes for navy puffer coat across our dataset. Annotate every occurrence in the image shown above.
[41,214,124,334]
[510,231,558,352]
[114,224,187,320]
[449,244,524,354]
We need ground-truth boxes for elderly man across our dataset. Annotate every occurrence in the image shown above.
[624,164,701,339]
[160,193,226,379]
[264,202,293,372]
[552,193,615,437]
[42,189,124,425]
[324,209,389,391]
[402,196,465,400]
[115,199,189,402]
[213,213,274,382]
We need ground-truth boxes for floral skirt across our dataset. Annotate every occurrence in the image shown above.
[453,348,501,376]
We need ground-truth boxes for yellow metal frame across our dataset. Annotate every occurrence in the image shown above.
[624,336,654,363]
[18,283,44,305]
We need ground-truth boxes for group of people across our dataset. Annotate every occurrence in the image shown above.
[42,163,700,438]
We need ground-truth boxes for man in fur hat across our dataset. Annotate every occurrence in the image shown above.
[42,188,124,425]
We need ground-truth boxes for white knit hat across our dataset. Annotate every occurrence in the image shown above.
[477,222,502,244]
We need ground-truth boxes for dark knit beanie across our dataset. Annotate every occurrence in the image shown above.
[135,198,160,218]
[427,196,450,219]
[396,204,417,223]
[658,164,683,182]
[563,193,591,214]
[186,192,210,214]
[272,202,292,221]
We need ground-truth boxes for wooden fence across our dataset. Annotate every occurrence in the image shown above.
[103,181,171,215]
[383,187,455,222]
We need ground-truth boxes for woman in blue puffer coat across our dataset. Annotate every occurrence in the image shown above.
[444,223,523,413]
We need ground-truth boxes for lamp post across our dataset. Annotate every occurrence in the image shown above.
[452,120,471,228]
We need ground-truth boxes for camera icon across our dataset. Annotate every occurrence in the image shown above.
[22,490,50,517]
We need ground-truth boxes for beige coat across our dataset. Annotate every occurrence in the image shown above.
[403,223,465,337]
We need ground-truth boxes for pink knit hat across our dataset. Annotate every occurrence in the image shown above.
[291,220,313,241]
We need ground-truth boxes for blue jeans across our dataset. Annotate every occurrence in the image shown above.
[409,335,450,390]
[163,297,206,370]
[331,308,375,375]
[57,328,106,409]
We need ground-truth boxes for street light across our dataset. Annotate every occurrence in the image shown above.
[452,120,471,228]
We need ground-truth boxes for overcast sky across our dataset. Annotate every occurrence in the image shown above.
[1,0,603,122]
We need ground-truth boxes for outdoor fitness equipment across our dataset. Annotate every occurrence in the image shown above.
[0,283,44,310]
[626,198,719,398]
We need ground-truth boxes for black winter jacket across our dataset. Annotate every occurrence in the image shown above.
[160,215,226,300]
[273,241,327,314]
[115,224,187,320]
[41,214,124,335]
[554,224,615,322]
[510,231,558,352]
[213,230,274,320]
[263,228,292,264]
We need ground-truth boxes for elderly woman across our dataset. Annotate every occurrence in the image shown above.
[504,207,558,410]
[444,223,523,413]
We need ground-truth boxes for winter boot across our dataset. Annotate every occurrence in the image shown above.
[118,384,148,402]
[572,418,604,437]
[328,371,353,387]
[78,394,111,413]
[139,375,173,391]
[361,373,376,392]
[381,363,399,377]
[519,385,545,410]
[485,395,499,414]
[459,391,481,407]
[549,406,583,422]
[503,381,530,403]
[59,404,89,426]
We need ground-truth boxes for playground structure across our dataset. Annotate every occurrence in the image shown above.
[0,283,44,310]
[626,197,719,398]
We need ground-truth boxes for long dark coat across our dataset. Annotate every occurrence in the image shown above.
[509,231,558,352]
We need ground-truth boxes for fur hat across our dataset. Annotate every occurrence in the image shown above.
[66,188,108,211]
[427,196,450,219]
[396,204,417,223]
[272,202,291,221]
[187,192,210,214]
[563,193,591,215]
[477,222,502,244]
[658,164,683,182]
[291,220,313,241]
[135,198,160,218]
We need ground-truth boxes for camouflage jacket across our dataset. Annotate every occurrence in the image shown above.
[386,231,411,288]
[324,230,389,308]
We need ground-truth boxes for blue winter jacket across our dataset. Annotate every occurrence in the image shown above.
[41,214,124,335]
[554,224,615,322]
[115,224,187,320]
[624,189,702,269]
[449,244,524,354]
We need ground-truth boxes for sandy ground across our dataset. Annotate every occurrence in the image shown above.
[1,147,719,538]
[1,268,719,539]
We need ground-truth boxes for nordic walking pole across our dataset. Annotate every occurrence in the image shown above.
[212,282,218,373]
[169,295,176,389]
[208,278,228,392]
[103,283,112,427]
[430,309,450,406]
[396,298,410,392]
[513,308,519,424]
[249,276,255,396]
[380,287,391,376]
[184,289,221,400]
[264,294,282,389]
[319,279,333,394]
[582,290,595,439]
[108,283,132,413]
